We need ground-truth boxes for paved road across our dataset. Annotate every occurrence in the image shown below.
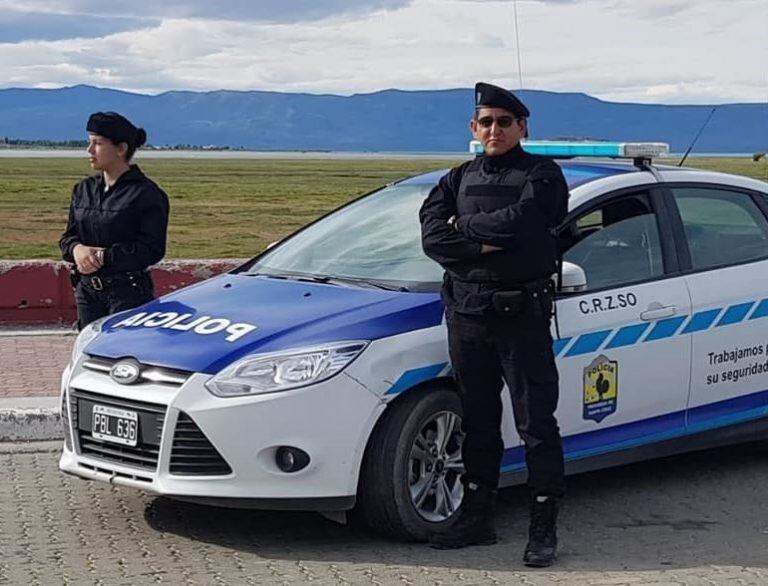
[1,441,766,585]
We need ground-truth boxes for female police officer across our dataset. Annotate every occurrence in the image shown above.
[59,111,169,329]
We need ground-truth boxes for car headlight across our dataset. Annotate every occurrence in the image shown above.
[205,341,369,397]
[71,317,107,364]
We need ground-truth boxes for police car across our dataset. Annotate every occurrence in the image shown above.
[60,142,768,540]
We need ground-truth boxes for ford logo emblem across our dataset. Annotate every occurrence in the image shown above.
[110,360,141,385]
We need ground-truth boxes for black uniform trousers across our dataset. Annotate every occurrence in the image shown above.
[74,272,154,330]
[446,295,565,498]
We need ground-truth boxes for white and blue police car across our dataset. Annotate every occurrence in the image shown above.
[60,142,768,540]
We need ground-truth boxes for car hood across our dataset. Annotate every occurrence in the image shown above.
[86,274,443,374]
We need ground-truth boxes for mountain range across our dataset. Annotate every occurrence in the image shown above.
[0,85,765,153]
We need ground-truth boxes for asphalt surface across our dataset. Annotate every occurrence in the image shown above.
[1,440,767,585]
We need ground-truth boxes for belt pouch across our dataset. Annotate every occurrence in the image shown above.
[491,290,525,316]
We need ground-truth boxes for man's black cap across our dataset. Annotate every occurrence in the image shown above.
[475,82,530,118]
[86,111,146,147]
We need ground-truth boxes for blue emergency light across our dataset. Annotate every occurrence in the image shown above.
[469,140,670,159]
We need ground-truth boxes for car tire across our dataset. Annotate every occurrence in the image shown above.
[355,385,465,541]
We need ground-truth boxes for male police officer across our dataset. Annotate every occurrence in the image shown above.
[419,82,568,566]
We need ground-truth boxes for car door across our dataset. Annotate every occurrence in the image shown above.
[665,184,768,434]
[553,186,692,461]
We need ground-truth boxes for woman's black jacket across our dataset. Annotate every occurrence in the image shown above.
[59,165,169,276]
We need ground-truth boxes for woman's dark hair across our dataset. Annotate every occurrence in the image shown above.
[125,128,147,161]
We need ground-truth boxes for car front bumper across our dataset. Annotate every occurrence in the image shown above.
[59,357,385,510]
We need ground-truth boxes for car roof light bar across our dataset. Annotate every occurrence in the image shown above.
[468,140,670,161]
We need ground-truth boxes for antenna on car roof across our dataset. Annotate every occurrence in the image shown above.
[678,107,717,167]
[512,0,524,89]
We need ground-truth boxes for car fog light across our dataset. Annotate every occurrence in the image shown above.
[276,446,310,473]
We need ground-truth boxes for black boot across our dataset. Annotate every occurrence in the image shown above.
[523,495,559,567]
[429,481,498,549]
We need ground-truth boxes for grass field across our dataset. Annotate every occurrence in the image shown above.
[0,156,765,259]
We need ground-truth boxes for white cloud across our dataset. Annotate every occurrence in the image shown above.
[0,0,764,104]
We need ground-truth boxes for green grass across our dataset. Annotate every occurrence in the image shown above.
[0,156,765,259]
[669,156,768,181]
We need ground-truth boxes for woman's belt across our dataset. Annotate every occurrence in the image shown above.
[80,270,149,291]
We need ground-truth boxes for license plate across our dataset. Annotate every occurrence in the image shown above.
[91,404,139,447]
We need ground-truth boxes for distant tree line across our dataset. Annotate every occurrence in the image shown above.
[0,137,245,151]
[0,137,89,148]
[160,144,243,151]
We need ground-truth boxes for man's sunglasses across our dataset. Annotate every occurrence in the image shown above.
[476,115,518,129]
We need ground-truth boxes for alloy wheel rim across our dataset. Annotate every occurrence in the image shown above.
[407,410,464,522]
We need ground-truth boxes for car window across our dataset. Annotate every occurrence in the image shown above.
[561,193,664,292]
[671,187,768,270]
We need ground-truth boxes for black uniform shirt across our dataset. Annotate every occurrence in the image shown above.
[59,165,169,276]
[420,145,568,314]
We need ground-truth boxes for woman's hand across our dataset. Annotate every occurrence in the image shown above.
[73,244,105,275]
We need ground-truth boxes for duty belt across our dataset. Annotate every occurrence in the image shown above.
[84,271,148,291]
[499,277,553,296]
[491,278,554,318]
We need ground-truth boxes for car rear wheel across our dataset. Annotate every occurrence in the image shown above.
[355,386,465,541]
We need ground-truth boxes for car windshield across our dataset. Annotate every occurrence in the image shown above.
[241,183,443,290]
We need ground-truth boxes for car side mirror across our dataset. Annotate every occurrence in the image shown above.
[555,261,587,294]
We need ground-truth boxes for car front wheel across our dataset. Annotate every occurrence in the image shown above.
[356,386,465,541]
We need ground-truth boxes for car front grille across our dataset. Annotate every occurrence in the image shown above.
[82,356,190,387]
[77,462,153,483]
[170,412,232,476]
[71,389,166,471]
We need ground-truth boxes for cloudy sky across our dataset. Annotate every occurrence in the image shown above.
[0,0,765,104]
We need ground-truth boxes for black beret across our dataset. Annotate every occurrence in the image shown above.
[86,111,146,147]
[475,82,530,118]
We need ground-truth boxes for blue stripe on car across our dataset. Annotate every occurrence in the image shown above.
[399,297,768,396]
[716,302,754,327]
[552,337,572,357]
[644,316,687,341]
[564,330,612,356]
[557,297,768,359]
[500,388,768,472]
[749,299,768,320]
[604,323,650,349]
[386,362,449,395]
[681,309,721,334]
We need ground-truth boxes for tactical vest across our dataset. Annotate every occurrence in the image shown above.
[447,155,559,287]
[456,157,531,217]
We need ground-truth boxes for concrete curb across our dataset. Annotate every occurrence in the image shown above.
[0,329,76,337]
[0,397,62,441]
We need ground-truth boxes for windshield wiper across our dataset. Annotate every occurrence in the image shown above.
[318,275,410,292]
[251,271,409,292]
[255,271,340,285]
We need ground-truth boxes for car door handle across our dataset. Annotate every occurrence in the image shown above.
[640,304,677,321]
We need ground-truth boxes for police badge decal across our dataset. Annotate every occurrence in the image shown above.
[583,355,618,423]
